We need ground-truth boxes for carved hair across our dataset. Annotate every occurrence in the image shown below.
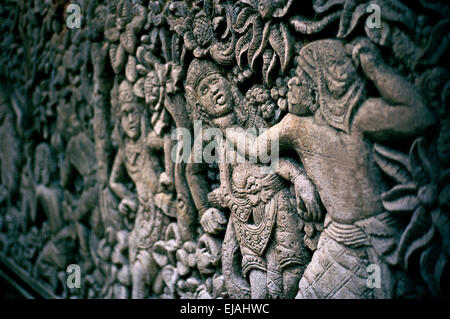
[296,39,365,133]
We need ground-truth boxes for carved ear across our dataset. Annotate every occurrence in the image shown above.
[184,86,195,120]
[309,87,319,113]
[185,86,195,105]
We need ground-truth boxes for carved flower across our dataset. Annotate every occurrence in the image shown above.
[245,176,263,194]
[234,0,295,84]
[246,84,280,123]
[179,2,236,64]
[183,9,216,58]
[176,241,197,277]
[290,0,415,40]
[374,137,448,297]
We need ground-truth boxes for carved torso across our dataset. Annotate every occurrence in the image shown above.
[284,113,385,224]
[123,137,163,203]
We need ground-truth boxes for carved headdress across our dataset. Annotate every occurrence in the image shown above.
[297,39,365,133]
[185,58,223,122]
[185,58,223,103]
[185,58,246,125]
[118,80,139,104]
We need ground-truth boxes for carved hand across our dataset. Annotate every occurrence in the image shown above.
[207,188,226,208]
[118,197,138,218]
[159,171,174,192]
[294,173,323,222]
[351,37,381,74]
[200,207,227,235]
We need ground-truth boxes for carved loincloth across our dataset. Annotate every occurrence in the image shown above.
[296,213,397,299]
[223,173,307,281]
[228,173,286,256]
[129,195,170,264]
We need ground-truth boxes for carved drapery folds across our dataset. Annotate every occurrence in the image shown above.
[0,0,448,298]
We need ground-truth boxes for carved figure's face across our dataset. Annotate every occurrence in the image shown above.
[196,73,233,119]
[287,69,317,116]
[38,158,50,186]
[35,148,50,186]
[144,71,160,108]
[121,103,141,140]
[258,0,274,20]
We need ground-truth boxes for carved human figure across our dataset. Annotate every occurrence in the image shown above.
[0,86,21,207]
[61,132,99,272]
[185,59,321,298]
[34,143,63,235]
[109,80,169,299]
[225,39,435,298]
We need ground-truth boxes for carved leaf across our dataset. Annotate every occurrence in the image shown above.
[130,4,146,32]
[210,34,236,66]
[337,0,415,38]
[125,55,137,83]
[234,7,255,34]
[394,206,434,270]
[104,14,119,42]
[109,43,126,74]
[120,24,136,54]
[159,27,171,63]
[381,183,419,213]
[117,0,132,26]
[290,12,341,34]
[404,223,435,270]
[337,2,367,39]
[273,0,295,18]
[313,0,345,14]
[262,48,277,85]
[419,243,443,297]
[374,143,412,184]
[410,137,436,187]
[251,21,271,70]
[268,22,292,72]
[235,31,252,70]
[379,0,415,30]
[247,16,263,71]
[239,0,258,10]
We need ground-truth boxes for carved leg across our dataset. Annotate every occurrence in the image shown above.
[131,257,147,299]
[221,219,251,298]
[75,222,93,273]
[131,249,158,299]
[282,266,303,298]
[249,269,268,299]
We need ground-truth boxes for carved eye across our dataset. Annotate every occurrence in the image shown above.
[201,85,208,95]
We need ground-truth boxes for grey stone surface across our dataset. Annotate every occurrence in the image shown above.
[0,0,448,299]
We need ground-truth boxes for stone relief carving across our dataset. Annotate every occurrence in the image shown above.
[0,0,448,299]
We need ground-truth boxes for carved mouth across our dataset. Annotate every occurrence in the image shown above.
[216,94,225,106]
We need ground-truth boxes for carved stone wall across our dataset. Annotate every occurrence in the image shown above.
[0,0,449,299]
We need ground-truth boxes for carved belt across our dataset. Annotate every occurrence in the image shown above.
[133,195,164,249]
[228,173,286,223]
[324,216,370,248]
[225,174,287,256]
